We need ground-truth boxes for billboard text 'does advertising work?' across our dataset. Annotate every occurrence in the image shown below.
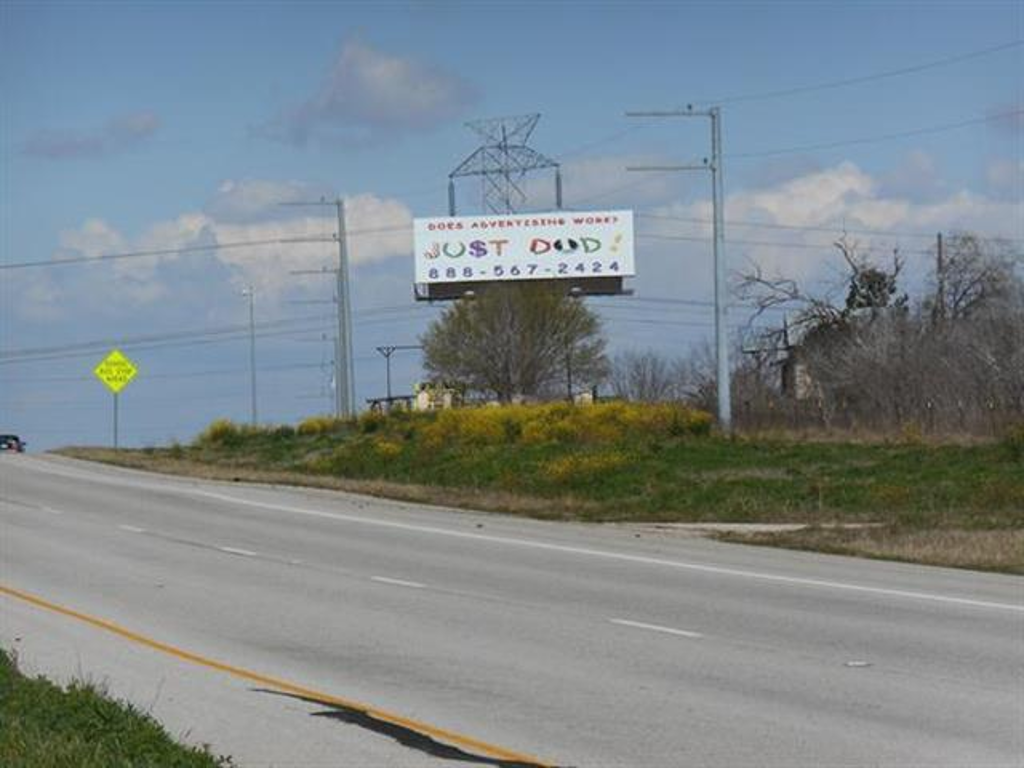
[414,210,635,285]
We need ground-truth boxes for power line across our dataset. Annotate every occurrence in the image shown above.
[569,107,1024,210]
[0,314,334,360]
[695,39,1022,107]
[0,236,333,271]
[636,231,926,257]
[730,109,1024,160]
[0,324,337,366]
[1,362,325,384]
[1,302,437,363]
[0,223,412,272]
[636,212,1024,243]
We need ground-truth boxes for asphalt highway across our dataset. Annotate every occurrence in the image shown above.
[1,453,1021,767]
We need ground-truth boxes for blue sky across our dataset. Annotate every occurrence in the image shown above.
[2,1,1021,449]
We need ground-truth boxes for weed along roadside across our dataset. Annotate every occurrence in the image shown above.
[60,402,1024,574]
[0,648,232,767]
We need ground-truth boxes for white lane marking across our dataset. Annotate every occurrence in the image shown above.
[218,546,257,557]
[118,524,145,533]
[42,506,64,516]
[610,618,703,639]
[371,576,426,589]
[18,456,1024,614]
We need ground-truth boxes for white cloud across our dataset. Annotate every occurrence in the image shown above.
[986,158,1023,201]
[22,111,161,159]
[21,164,1019,329]
[205,179,333,224]
[878,150,948,202]
[32,181,415,322]
[637,160,1022,301]
[261,40,477,146]
[57,218,127,257]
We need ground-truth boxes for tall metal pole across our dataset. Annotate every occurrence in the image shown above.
[334,334,342,418]
[243,285,258,426]
[280,197,354,418]
[710,107,732,432]
[336,199,355,419]
[565,347,573,402]
[113,392,119,449]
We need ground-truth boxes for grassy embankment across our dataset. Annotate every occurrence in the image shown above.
[0,649,231,767]
[61,402,1024,573]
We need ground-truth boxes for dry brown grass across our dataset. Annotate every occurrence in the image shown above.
[733,426,995,447]
[56,447,595,520]
[58,443,1023,574]
[720,527,1024,574]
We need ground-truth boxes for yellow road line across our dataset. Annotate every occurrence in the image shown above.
[0,582,552,767]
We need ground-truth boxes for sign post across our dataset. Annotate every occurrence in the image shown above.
[93,349,138,449]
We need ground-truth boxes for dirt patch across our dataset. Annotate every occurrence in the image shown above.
[56,448,595,520]
[719,527,1024,574]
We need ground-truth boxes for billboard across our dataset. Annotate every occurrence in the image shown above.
[414,210,634,286]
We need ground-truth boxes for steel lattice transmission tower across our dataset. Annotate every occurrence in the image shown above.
[448,114,562,215]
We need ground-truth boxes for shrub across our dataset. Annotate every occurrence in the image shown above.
[417,401,712,449]
[297,415,344,436]
[372,438,403,461]
[1004,423,1024,462]
[357,410,387,434]
[195,419,242,447]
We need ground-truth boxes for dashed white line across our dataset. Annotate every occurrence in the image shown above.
[610,618,704,639]
[42,506,64,516]
[218,546,258,557]
[371,576,426,589]
[118,524,145,533]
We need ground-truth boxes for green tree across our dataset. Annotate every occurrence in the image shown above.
[420,283,608,402]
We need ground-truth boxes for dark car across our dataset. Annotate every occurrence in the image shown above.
[0,434,25,452]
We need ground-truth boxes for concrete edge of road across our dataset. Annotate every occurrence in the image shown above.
[0,582,557,768]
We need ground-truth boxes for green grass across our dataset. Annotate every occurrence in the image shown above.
[60,403,1024,572]
[181,410,1022,526]
[0,649,232,768]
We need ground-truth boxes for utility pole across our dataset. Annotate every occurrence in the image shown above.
[335,200,355,418]
[241,285,258,425]
[375,345,422,401]
[934,232,946,325]
[625,105,732,432]
[565,346,574,402]
[282,198,356,419]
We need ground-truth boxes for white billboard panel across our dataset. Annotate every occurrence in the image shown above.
[414,210,634,285]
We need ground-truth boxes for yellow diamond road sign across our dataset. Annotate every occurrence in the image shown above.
[94,349,138,394]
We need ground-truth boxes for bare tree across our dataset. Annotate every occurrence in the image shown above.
[736,231,1024,435]
[737,234,905,334]
[420,283,608,402]
[929,232,1019,322]
[609,350,679,402]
